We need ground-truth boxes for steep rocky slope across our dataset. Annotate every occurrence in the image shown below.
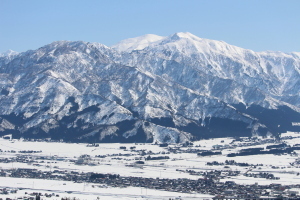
[0,33,299,142]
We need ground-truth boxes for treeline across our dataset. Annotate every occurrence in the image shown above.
[207,160,252,167]
[227,146,300,157]
[145,155,170,160]
[90,173,120,180]
[197,151,222,157]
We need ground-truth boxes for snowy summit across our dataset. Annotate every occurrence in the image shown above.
[0,49,18,57]
[0,32,299,143]
[112,34,165,52]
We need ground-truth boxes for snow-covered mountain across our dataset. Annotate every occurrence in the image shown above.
[0,33,299,143]
[0,50,19,66]
[112,34,165,52]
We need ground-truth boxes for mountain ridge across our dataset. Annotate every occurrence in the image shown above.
[0,32,300,143]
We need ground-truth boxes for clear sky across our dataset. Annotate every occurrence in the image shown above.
[0,0,299,53]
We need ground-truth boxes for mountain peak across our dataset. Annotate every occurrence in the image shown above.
[111,32,252,64]
[0,32,300,143]
[169,32,200,41]
[36,40,111,56]
[0,49,19,57]
[112,34,165,52]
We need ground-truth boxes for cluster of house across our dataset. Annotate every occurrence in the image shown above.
[181,169,240,180]
[0,154,67,170]
[0,188,78,200]
[206,160,259,167]
[0,155,36,164]
[13,193,60,200]
[0,188,17,195]
[0,149,42,154]
[1,167,300,199]
[1,135,300,200]
[244,172,280,180]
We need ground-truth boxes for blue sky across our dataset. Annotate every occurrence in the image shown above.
[0,0,299,53]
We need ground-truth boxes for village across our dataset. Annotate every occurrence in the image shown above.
[1,167,300,200]
[0,131,300,199]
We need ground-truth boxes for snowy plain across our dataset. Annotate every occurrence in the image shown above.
[0,132,299,199]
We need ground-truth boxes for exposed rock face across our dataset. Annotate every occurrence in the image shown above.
[0,33,300,143]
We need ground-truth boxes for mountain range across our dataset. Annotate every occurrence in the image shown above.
[0,32,300,143]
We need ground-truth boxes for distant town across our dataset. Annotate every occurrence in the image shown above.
[0,132,300,199]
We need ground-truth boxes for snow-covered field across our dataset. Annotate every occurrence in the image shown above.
[0,177,213,200]
[0,132,300,199]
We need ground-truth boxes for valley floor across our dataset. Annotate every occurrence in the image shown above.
[0,132,300,199]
